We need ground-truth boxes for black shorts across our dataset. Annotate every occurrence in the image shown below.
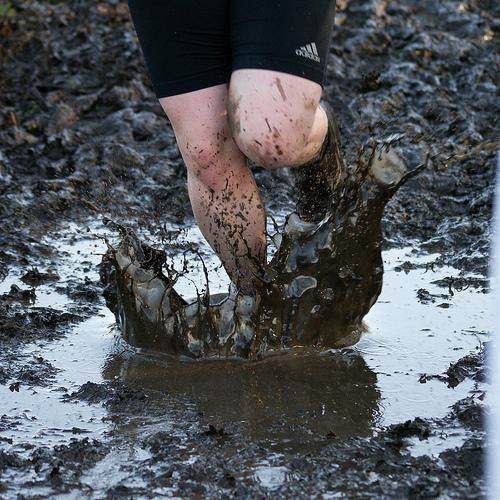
[127,0,336,98]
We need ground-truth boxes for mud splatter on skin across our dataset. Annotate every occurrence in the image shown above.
[264,117,272,133]
[226,95,242,134]
[194,168,265,295]
[304,96,316,110]
[273,78,287,102]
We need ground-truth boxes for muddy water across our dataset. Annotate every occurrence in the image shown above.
[0,220,492,496]
[0,224,113,447]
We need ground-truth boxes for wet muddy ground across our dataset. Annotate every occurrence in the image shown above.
[0,0,498,497]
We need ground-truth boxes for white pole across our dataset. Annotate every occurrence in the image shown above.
[488,153,500,497]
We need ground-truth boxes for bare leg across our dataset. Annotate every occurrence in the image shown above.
[228,69,328,170]
[160,85,266,293]
[228,70,342,220]
[161,72,331,292]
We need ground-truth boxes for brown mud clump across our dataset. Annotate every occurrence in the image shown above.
[102,141,424,358]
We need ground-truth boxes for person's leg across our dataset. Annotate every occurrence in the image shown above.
[227,0,342,220]
[228,69,327,170]
[160,85,266,294]
[227,0,336,169]
[228,69,344,222]
[127,0,267,293]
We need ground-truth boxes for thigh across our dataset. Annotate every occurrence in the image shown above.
[128,0,231,98]
[230,0,336,87]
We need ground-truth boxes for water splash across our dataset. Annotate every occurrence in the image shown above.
[101,142,426,358]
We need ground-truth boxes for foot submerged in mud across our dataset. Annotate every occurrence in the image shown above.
[101,141,424,358]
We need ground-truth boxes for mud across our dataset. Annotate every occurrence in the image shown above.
[103,142,426,358]
[0,0,498,497]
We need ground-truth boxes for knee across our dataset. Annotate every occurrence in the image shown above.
[229,110,311,169]
[181,140,230,191]
[227,101,317,170]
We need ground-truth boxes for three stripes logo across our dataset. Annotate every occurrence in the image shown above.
[295,42,320,62]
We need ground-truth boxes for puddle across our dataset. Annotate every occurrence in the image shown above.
[0,223,114,454]
[0,220,492,469]
[360,246,491,426]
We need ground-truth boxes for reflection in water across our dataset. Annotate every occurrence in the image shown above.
[102,348,380,450]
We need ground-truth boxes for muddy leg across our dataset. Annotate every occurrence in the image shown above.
[228,70,346,222]
[160,85,267,294]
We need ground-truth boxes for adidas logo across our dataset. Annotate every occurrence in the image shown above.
[295,42,320,62]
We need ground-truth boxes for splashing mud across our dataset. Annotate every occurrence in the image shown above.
[102,144,425,358]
